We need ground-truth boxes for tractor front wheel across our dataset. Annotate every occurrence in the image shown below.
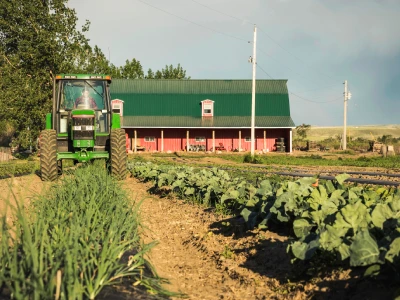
[110,129,127,180]
[40,129,58,181]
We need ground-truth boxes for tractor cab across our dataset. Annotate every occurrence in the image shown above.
[40,74,127,181]
[56,76,110,135]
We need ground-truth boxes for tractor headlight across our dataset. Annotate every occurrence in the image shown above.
[73,125,82,130]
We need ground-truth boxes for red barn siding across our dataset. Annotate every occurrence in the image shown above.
[125,128,292,152]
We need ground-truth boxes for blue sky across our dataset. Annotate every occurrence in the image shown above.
[67,0,400,126]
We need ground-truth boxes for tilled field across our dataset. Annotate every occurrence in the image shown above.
[2,160,399,300]
[150,154,400,186]
[125,177,397,300]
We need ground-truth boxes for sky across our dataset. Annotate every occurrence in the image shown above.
[67,0,400,126]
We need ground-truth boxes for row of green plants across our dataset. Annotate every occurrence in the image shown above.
[0,161,38,179]
[225,153,400,168]
[0,162,172,299]
[128,162,400,276]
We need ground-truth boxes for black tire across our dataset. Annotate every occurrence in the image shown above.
[40,129,58,181]
[57,160,63,175]
[110,129,127,180]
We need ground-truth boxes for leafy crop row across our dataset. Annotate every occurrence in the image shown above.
[0,163,170,299]
[0,162,38,179]
[128,162,400,275]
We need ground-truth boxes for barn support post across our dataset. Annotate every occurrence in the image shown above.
[289,129,293,153]
[186,130,189,152]
[238,130,241,151]
[263,130,266,150]
[161,130,164,152]
[134,130,137,153]
[212,130,215,153]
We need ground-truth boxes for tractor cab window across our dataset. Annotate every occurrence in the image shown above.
[58,79,109,133]
[59,80,107,111]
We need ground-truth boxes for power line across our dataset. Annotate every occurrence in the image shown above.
[189,0,339,84]
[257,27,339,83]
[295,84,342,94]
[256,63,273,79]
[257,48,332,85]
[290,92,343,104]
[190,0,253,25]
[136,0,248,42]
[257,63,340,103]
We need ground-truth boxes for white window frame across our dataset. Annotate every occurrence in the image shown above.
[144,136,155,142]
[195,136,206,142]
[244,136,251,142]
[111,99,124,117]
[201,99,214,117]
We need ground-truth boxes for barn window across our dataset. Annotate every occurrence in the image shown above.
[195,136,205,142]
[201,99,214,117]
[111,99,124,117]
[112,104,120,114]
[245,136,251,142]
[144,136,155,142]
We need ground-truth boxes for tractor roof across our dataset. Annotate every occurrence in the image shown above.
[56,74,111,82]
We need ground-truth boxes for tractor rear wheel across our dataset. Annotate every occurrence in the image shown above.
[110,129,127,180]
[40,129,58,181]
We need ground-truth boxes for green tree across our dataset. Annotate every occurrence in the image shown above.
[294,124,311,140]
[119,58,144,79]
[0,0,190,148]
[146,68,155,79]
[0,0,94,147]
[378,135,393,144]
[74,44,120,77]
[154,64,190,79]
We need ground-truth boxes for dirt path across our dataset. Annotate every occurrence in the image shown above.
[124,177,282,299]
[0,174,51,222]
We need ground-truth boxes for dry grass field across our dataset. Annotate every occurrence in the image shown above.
[307,124,400,141]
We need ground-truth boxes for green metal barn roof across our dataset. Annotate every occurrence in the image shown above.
[110,79,295,128]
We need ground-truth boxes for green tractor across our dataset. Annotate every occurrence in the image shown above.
[40,74,127,181]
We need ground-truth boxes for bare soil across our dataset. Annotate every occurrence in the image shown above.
[1,171,398,300]
[0,174,51,224]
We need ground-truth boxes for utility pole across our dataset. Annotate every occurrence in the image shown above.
[250,25,257,156]
[343,80,348,150]
[343,80,352,150]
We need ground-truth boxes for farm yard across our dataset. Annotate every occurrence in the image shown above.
[1,1,400,299]
[1,151,400,299]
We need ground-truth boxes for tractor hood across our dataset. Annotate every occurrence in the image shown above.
[71,109,96,117]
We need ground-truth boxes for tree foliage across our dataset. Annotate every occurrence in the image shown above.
[0,0,189,148]
[153,64,190,79]
[294,124,311,140]
[0,0,92,147]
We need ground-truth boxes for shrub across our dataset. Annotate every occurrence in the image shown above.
[243,154,262,164]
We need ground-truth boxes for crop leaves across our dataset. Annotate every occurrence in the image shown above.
[128,162,400,274]
[350,230,380,266]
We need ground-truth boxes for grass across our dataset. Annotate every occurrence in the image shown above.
[307,124,400,141]
[0,162,175,299]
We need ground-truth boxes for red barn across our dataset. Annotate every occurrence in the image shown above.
[109,79,295,153]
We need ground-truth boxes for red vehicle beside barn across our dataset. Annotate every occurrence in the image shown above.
[109,79,295,153]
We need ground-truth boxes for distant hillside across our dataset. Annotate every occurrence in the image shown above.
[306,125,400,141]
